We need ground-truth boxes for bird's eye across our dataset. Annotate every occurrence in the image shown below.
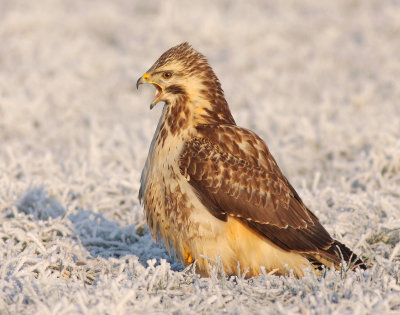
[162,72,172,79]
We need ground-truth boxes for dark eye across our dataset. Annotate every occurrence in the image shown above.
[162,72,172,79]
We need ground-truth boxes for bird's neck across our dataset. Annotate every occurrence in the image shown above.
[162,97,235,138]
[162,86,235,136]
[191,93,236,126]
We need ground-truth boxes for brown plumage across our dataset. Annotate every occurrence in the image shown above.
[137,42,366,277]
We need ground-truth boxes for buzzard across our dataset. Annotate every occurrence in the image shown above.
[136,42,366,277]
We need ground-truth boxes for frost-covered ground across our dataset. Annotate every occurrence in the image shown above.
[1,0,400,313]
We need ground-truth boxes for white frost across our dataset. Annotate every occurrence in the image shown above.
[0,0,399,314]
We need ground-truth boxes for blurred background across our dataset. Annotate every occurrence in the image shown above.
[1,0,400,241]
[0,1,400,312]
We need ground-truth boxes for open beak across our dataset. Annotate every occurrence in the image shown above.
[136,73,163,110]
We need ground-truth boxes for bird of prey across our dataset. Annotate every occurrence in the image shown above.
[136,42,366,277]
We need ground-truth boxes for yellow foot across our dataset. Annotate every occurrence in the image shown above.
[184,248,194,264]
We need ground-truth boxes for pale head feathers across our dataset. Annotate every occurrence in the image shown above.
[142,42,235,125]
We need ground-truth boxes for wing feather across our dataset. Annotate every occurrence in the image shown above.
[179,132,335,254]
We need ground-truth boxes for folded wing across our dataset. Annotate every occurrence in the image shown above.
[179,134,365,269]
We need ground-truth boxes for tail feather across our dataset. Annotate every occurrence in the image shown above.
[313,240,367,271]
[328,240,367,270]
[305,240,367,271]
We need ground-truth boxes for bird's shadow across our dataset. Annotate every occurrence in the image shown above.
[17,187,182,270]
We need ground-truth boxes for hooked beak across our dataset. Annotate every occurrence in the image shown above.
[136,76,144,89]
[136,73,163,110]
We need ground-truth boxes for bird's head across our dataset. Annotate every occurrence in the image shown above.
[137,42,235,125]
[137,42,210,109]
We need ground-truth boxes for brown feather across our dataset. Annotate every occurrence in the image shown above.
[179,137,314,229]
[139,43,366,277]
[179,133,366,269]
